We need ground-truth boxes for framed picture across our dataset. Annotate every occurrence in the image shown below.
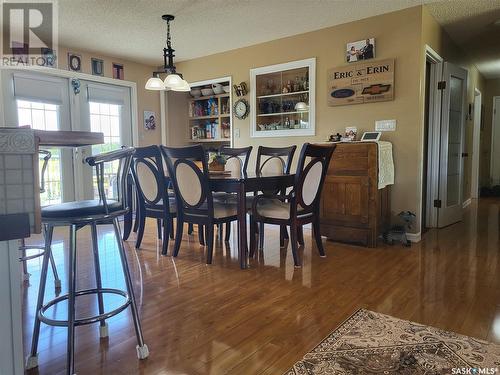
[68,53,81,72]
[41,48,56,67]
[112,63,124,80]
[343,126,357,141]
[346,38,375,63]
[144,111,156,131]
[91,58,104,76]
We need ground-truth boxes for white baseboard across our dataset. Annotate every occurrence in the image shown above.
[406,232,421,243]
[462,198,472,208]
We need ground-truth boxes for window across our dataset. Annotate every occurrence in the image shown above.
[17,100,62,205]
[89,102,122,199]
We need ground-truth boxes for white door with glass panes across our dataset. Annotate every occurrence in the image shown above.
[75,80,133,200]
[1,71,75,204]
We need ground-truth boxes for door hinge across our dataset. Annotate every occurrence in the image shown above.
[438,81,446,90]
[434,199,442,208]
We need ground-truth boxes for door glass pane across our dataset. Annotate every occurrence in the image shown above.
[446,76,463,206]
[89,102,122,199]
[16,100,62,205]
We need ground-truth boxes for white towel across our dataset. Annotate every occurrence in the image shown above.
[377,141,394,189]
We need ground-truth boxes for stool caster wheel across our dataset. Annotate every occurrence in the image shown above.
[136,344,149,360]
[99,323,109,338]
[25,354,38,369]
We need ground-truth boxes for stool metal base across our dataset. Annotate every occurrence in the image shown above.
[38,288,131,327]
[136,344,150,360]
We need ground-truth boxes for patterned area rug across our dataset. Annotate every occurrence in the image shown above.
[287,309,500,374]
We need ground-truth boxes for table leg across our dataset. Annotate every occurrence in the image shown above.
[238,182,247,269]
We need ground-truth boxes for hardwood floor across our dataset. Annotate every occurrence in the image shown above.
[23,198,500,374]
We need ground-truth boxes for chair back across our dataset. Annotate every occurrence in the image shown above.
[86,147,135,215]
[130,145,172,215]
[220,146,252,177]
[256,145,296,176]
[160,145,212,220]
[293,143,335,214]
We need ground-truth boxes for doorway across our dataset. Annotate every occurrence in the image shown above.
[471,89,482,199]
[490,96,500,186]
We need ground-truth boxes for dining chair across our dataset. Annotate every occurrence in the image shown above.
[250,143,335,267]
[130,145,176,255]
[254,145,297,249]
[214,146,252,241]
[161,144,238,264]
[26,147,149,374]
[19,149,61,289]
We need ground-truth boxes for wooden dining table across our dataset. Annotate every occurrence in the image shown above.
[209,171,295,269]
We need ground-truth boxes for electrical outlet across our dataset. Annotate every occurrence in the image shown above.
[375,119,396,131]
[234,128,240,138]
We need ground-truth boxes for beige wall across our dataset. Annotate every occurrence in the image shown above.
[482,78,500,186]
[57,46,161,147]
[177,6,424,232]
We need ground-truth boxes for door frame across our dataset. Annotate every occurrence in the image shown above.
[490,96,500,186]
[422,45,443,229]
[471,88,482,198]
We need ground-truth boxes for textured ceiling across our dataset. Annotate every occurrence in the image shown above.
[56,0,500,78]
[426,0,500,79]
[58,0,436,66]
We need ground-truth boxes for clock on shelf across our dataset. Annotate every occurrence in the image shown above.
[234,98,249,120]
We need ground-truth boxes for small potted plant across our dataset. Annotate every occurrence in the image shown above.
[208,151,226,171]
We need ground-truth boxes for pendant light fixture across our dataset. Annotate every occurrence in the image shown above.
[145,14,190,92]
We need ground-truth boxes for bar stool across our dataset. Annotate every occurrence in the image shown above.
[19,150,61,289]
[26,147,149,375]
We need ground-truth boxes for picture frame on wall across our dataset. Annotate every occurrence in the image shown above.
[144,111,156,131]
[41,48,57,67]
[346,38,375,63]
[112,63,124,80]
[91,58,104,76]
[68,53,82,72]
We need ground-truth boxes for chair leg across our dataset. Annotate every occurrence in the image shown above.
[169,218,174,239]
[133,196,140,233]
[67,224,78,374]
[91,223,108,337]
[161,218,170,256]
[173,219,184,257]
[297,225,305,246]
[279,225,286,248]
[289,224,301,268]
[20,238,29,279]
[312,218,326,257]
[224,222,231,242]
[283,225,289,240]
[123,210,133,241]
[258,222,265,250]
[217,223,223,242]
[25,224,54,370]
[206,224,215,264]
[156,219,162,239]
[198,224,205,246]
[112,218,149,360]
[249,219,257,258]
[48,243,61,290]
[188,223,194,235]
[135,210,146,249]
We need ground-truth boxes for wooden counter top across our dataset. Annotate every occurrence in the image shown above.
[35,130,104,147]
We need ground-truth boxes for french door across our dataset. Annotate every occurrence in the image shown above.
[437,62,468,227]
[1,70,134,203]
[74,80,133,200]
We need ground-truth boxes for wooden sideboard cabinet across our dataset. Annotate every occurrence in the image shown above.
[320,142,390,247]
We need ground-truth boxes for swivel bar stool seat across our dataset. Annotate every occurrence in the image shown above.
[26,147,149,375]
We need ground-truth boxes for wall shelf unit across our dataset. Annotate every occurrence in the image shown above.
[187,78,232,146]
[250,58,315,138]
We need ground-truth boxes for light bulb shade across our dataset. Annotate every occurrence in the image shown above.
[145,77,165,90]
[164,73,183,88]
[294,101,308,111]
[171,79,190,92]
